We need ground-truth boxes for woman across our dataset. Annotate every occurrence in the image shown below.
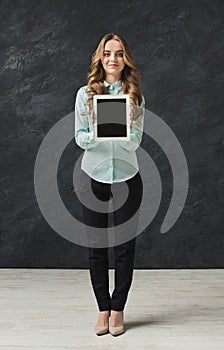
[74,33,145,336]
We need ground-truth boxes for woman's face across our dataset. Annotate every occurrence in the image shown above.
[101,39,125,80]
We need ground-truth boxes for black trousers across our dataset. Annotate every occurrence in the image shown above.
[79,170,143,311]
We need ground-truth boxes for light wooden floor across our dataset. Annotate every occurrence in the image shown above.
[0,269,223,349]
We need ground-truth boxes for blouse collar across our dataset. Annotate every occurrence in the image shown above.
[103,79,122,89]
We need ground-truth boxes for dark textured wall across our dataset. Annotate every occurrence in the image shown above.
[0,0,223,268]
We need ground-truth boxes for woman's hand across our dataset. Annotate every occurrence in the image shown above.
[91,109,95,125]
[129,109,133,125]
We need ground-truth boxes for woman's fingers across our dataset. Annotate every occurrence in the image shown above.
[129,110,133,125]
[91,109,95,124]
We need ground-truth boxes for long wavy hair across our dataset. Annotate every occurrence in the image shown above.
[82,33,144,124]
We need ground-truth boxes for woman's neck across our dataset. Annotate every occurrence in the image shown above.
[104,74,121,85]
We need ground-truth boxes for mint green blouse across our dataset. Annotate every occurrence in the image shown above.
[74,79,145,184]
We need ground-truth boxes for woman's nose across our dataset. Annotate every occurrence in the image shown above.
[109,54,117,62]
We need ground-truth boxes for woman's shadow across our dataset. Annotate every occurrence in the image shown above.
[124,303,219,331]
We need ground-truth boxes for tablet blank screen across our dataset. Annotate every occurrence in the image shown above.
[97,98,127,137]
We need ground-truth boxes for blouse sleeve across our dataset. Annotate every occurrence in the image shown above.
[74,87,99,150]
[118,94,145,151]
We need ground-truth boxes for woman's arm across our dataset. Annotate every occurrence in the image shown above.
[74,87,98,150]
[119,94,145,151]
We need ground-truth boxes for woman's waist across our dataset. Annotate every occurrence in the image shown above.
[82,150,138,166]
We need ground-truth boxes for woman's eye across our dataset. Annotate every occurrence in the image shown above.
[103,53,123,57]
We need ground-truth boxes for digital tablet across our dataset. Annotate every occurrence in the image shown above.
[93,94,130,141]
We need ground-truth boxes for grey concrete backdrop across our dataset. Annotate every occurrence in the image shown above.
[0,0,223,267]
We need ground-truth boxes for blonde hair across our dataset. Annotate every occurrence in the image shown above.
[83,33,144,125]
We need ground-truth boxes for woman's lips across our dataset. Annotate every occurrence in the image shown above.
[108,65,118,67]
